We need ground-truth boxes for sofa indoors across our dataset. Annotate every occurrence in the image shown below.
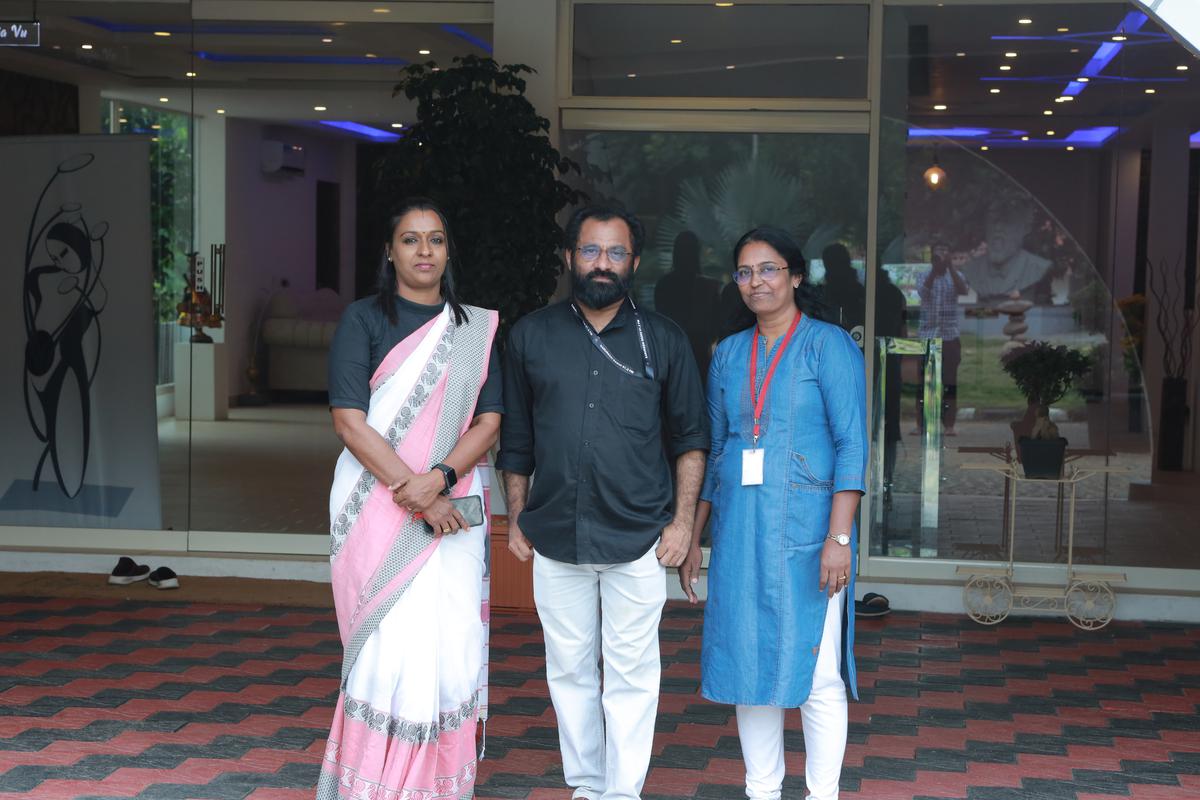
[259,288,345,393]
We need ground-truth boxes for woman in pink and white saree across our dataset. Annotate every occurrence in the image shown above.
[319,200,501,800]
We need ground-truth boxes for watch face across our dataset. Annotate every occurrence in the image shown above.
[836,534,851,546]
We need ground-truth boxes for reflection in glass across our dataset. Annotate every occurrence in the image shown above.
[573,3,870,98]
[873,3,1198,570]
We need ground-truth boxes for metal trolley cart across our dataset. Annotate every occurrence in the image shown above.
[957,461,1127,630]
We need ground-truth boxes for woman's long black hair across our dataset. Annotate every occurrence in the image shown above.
[723,226,828,336]
[376,197,469,326]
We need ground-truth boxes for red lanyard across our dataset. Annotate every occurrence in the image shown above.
[748,312,802,446]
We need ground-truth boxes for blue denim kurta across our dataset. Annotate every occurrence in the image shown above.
[700,315,867,707]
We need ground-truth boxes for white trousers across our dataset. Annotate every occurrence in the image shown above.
[533,545,667,800]
[736,590,847,800]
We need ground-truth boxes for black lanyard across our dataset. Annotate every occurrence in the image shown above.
[571,298,656,381]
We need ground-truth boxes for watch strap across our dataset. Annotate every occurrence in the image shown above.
[432,463,457,495]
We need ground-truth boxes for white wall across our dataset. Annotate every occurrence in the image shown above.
[222,119,357,396]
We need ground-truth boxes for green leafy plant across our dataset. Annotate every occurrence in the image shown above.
[1000,341,1092,439]
[371,56,583,340]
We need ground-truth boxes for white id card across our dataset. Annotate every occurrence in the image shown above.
[741,448,765,486]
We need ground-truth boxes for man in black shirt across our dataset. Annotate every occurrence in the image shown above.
[498,205,708,800]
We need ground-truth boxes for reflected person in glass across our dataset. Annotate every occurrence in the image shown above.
[319,198,503,800]
[679,226,867,800]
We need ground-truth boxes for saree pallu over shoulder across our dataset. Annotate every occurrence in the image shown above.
[320,304,498,800]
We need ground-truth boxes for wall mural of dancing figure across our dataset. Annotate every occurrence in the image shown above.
[22,153,109,499]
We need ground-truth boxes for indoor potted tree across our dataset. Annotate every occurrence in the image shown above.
[1001,341,1092,478]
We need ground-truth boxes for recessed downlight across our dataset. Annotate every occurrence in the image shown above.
[154,31,171,37]
[159,97,169,103]
[1145,88,1156,94]
[990,88,1000,94]
[1005,52,1018,58]
[81,43,93,50]
[216,109,226,114]
[933,104,947,111]
[1018,18,1032,25]
[1043,109,1053,115]
[999,65,1012,71]
[391,123,404,128]
[419,49,431,55]
[314,105,327,111]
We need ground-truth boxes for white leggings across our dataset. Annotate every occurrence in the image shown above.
[735,590,847,800]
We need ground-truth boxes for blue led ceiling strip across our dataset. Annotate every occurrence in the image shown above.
[439,24,492,54]
[318,121,401,142]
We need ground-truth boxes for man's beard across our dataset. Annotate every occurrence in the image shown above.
[573,266,633,309]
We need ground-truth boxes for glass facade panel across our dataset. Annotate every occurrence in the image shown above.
[573,3,870,98]
[872,3,1200,570]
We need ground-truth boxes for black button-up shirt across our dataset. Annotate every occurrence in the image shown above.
[497,298,710,565]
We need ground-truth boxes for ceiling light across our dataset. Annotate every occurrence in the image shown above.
[627,73,637,78]
[1177,65,1189,71]
[154,31,171,38]
[1145,88,1156,94]
[1060,96,1074,102]
[118,118,127,123]
[391,123,404,128]
[725,64,736,70]
[216,109,226,114]
[1019,18,1032,25]
[990,88,1000,94]
[432,67,440,72]
[80,43,93,50]
[322,38,333,43]
[1112,35,1127,42]
[185,71,196,78]
[1057,27,1069,33]
[669,39,682,45]
[933,104,947,111]
[981,146,989,151]
[1021,136,1030,141]
[314,105,327,111]
[373,7,391,13]
[419,49,431,55]
[1071,48,1080,53]
[1005,52,1018,58]
[1055,97,1066,103]
[159,97,169,103]
[332,22,346,27]
[1078,77,1089,82]
[1066,146,1075,151]
[1046,130,1055,135]
[999,65,1012,71]
[835,55,845,61]
[956,52,966,57]
[715,2,735,6]
[52,44,60,50]
[1043,110,1053,115]
[365,53,377,58]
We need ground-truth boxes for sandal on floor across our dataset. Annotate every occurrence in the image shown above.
[854,592,891,618]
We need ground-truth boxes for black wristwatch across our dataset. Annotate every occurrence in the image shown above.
[432,463,457,495]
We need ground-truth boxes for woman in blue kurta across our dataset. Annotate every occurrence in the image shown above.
[679,227,867,800]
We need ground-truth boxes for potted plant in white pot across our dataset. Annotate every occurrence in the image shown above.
[1001,341,1092,478]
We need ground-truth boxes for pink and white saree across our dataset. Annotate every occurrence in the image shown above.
[318,304,498,800]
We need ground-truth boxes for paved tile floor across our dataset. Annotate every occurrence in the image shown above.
[3,596,1198,799]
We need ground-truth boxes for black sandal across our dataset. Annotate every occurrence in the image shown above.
[854,592,891,618]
